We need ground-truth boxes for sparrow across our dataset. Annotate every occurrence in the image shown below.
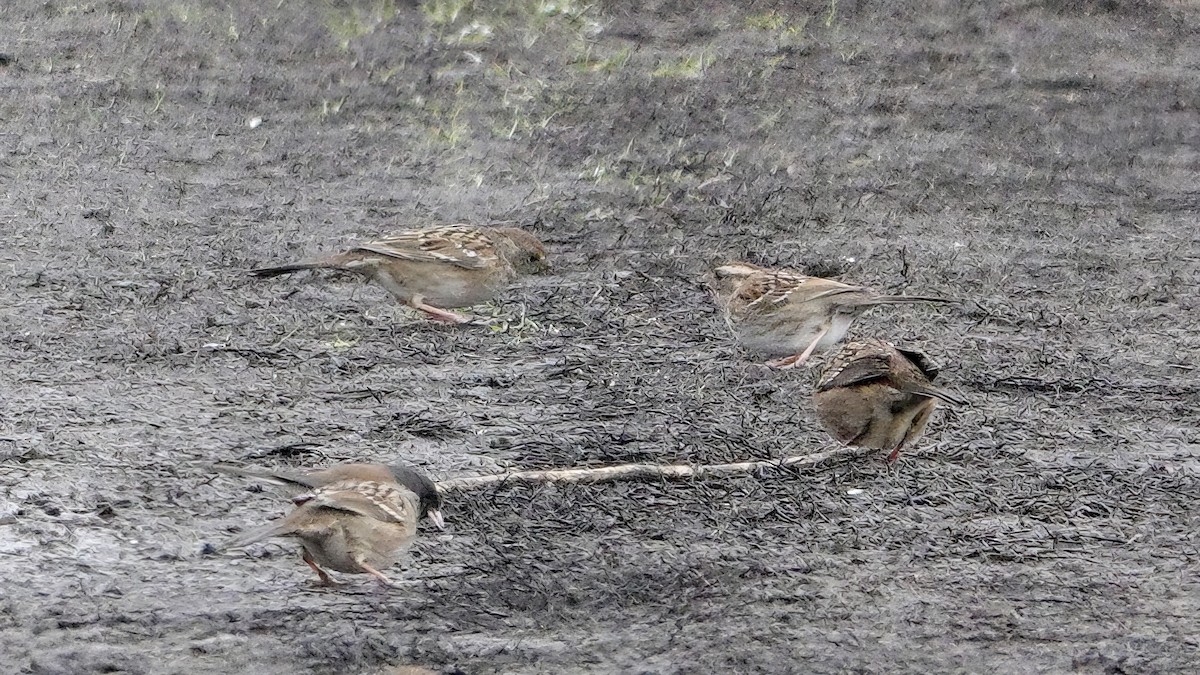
[219,463,444,586]
[212,462,446,529]
[250,224,549,323]
[812,339,966,463]
[712,261,952,368]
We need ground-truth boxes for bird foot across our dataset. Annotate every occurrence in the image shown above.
[304,553,343,586]
[767,330,827,369]
[409,299,472,324]
[423,309,472,324]
[308,574,346,588]
[358,562,396,587]
[767,354,808,369]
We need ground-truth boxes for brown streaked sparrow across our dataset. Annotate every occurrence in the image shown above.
[219,464,444,586]
[712,261,952,368]
[213,462,445,529]
[812,339,966,463]
[250,224,549,323]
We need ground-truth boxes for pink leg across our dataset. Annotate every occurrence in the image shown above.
[303,550,342,586]
[358,561,395,587]
[410,297,471,324]
[767,327,829,369]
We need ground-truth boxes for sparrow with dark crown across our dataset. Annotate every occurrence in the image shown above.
[218,463,444,586]
[712,261,952,368]
[813,339,966,463]
[250,224,549,324]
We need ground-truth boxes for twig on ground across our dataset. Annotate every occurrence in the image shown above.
[436,446,867,491]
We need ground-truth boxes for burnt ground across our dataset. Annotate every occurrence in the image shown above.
[1,0,1199,672]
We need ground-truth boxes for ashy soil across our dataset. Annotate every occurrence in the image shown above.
[2,0,1198,673]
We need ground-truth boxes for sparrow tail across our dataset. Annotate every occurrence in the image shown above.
[870,295,954,305]
[210,463,315,490]
[927,387,968,407]
[221,519,296,550]
[248,261,329,277]
[902,384,968,407]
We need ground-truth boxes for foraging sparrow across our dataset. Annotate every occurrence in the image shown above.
[213,462,445,529]
[812,339,966,463]
[712,262,952,368]
[219,463,444,586]
[251,225,549,323]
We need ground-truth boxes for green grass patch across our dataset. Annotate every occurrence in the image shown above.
[652,53,711,79]
[326,0,398,49]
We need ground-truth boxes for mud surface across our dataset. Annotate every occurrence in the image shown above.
[2,1,1199,673]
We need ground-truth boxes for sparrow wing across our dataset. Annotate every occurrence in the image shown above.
[750,274,865,309]
[790,277,871,304]
[816,351,893,391]
[353,225,497,270]
[303,481,419,525]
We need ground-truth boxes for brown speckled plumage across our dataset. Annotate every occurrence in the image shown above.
[813,339,966,463]
[250,224,549,323]
[712,261,951,368]
[220,464,444,586]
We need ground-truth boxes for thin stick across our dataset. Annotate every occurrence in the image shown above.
[436,446,867,491]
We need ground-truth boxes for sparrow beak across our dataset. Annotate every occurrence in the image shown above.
[427,509,446,530]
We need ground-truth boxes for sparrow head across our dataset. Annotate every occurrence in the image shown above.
[389,465,445,530]
[492,227,550,274]
[712,261,767,280]
[708,261,760,299]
